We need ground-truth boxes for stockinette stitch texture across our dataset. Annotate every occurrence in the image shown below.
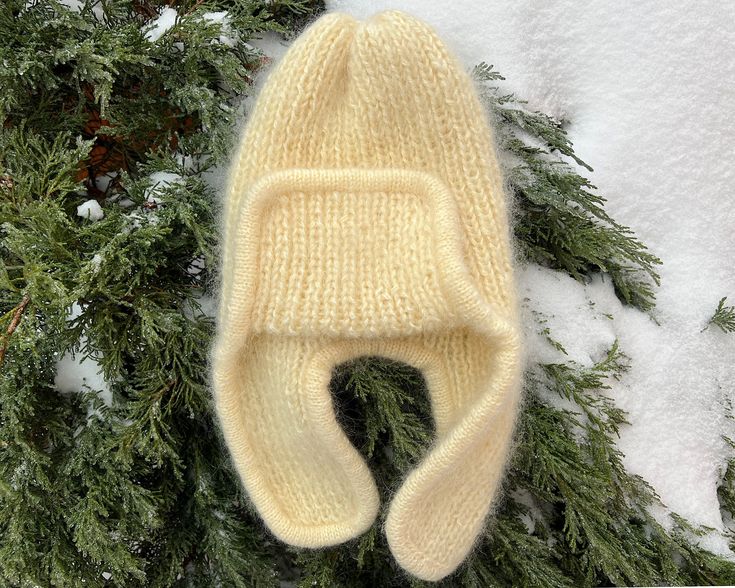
[210,9,524,582]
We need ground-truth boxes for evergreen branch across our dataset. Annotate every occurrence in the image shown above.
[472,62,663,311]
[0,1,323,584]
[184,0,208,17]
[704,296,735,333]
[717,436,735,538]
[297,343,735,586]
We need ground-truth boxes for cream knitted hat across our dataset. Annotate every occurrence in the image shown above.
[211,10,524,582]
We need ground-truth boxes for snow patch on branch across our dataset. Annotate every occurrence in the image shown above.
[202,11,237,47]
[76,199,104,221]
[144,171,184,204]
[145,7,178,43]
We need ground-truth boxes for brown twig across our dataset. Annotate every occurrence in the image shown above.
[183,0,207,16]
[0,294,30,367]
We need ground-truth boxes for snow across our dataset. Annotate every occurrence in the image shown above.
[53,0,105,21]
[187,256,205,277]
[145,171,183,204]
[202,11,237,47]
[76,199,104,221]
[189,292,217,322]
[145,7,178,43]
[175,152,196,171]
[518,265,618,368]
[326,0,735,554]
[90,253,103,270]
[54,303,113,412]
[55,0,104,20]
[217,35,237,49]
[202,11,228,24]
[58,0,83,11]
[94,171,117,194]
[116,171,182,231]
[249,31,289,62]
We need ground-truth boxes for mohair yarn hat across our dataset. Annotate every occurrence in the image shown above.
[211,10,524,582]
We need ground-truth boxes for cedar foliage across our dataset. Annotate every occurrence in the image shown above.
[706,297,735,334]
[0,2,733,586]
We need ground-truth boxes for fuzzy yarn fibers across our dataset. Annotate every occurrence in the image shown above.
[210,10,524,582]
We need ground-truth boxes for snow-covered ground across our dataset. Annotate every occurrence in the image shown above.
[321,0,735,553]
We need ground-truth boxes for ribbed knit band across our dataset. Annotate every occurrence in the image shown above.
[252,174,453,336]
[210,10,524,583]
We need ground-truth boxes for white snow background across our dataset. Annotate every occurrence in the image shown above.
[52,0,735,557]
[319,0,735,555]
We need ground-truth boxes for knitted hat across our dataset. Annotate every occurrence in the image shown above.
[211,10,524,582]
